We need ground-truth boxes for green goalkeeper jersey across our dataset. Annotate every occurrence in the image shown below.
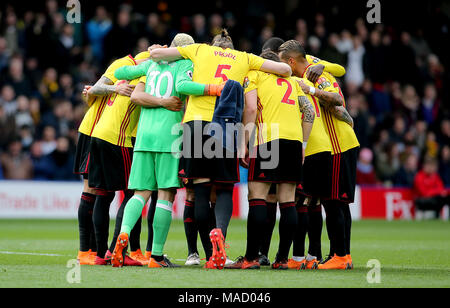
[115,59,206,153]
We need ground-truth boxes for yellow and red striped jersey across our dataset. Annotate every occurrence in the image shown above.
[91,77,143,147]
[315,72,360,154]
[78,55,137,137]
[244,70,304,145]
[293,77,333,156]
[177,43,265,123]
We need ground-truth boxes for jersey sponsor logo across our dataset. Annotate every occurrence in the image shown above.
[317,77,331,90]
[213,50,236,60]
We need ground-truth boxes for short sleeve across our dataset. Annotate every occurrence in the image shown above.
[139,75,146,84]
[103,56,135,83]
[244,70,259,94]
[247,53,265,70]
[177,44,202,61]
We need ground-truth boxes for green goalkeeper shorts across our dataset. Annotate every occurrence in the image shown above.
[128,151,181,191]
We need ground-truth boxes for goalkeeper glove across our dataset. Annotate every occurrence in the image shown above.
[205,82,226,96]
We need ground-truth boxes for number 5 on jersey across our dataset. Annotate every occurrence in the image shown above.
[215,65,231,82]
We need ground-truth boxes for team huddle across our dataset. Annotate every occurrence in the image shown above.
[74,29,359,271]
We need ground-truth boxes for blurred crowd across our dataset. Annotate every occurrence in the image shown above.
[0,0,449,191]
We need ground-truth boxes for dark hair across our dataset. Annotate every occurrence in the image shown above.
[259,50,280,62]
[278,39,306,60]
[212,29,234,49]
[262,37,285,53]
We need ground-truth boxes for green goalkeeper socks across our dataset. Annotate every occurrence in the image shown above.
[152,200,173,257]
[120,195,146,235]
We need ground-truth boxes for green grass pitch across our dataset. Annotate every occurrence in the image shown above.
[0,219,449,288]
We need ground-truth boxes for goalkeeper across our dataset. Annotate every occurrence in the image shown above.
[110,34,223,268]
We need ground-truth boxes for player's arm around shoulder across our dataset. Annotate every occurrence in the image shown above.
[150,46,184,62]
[305,55,346,83]
[114,60,151,81]
[259,58,292,77]
[175,59,224,97]
[296,74,343,109]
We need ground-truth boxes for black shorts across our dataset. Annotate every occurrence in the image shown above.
[327,147,358,203]
[73,133,91,180]
[248,139,303,183]
[298,151,333,199]
[88,137,133,192]
[178,121,240,183]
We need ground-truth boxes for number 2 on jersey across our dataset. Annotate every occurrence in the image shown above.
[276,78,295,105]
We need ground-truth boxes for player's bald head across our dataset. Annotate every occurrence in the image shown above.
[171,33,195,47]
[278,40,306,61]
[262,37,285,53]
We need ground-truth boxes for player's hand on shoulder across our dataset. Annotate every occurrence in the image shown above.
[306,64,324,84]
[161,96,183,112]
[296,79,311,94]
[83,85,92,96]
[115,83,136,97]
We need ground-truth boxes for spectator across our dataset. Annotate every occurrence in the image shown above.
[3,11,20,55]
[29,97,41,127]
[209,14,223,38]
[294,19,308,45]
[413,156,449,219]
[336,30,353,54]
[437,119,450,147]
[393,153,419,187]
[389,115,406,144]
[420,83,439,126]
[0,37,10,72]
[0,84,17,115]
[363,30,388,84]
[347,93,372,148]
[30,141,55,180]
[4,56,34,97]
[19,125,34,151]
[104,6,136,64]
[356,148,379,185]
[86,6,112,63]
[52,136,77,181]
[14,95,34,130]
[345,35,365,88]
[38,68,60,110]
[191,14,209,43]
[320,33,346,67]
[40,125,57,155]
[144,13,169,44]
[0,104,16,150]
[0,137,33,180]
[439,145,450,186]
[376,142,401,184]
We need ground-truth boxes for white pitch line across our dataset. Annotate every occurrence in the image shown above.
[0,251,67,257]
